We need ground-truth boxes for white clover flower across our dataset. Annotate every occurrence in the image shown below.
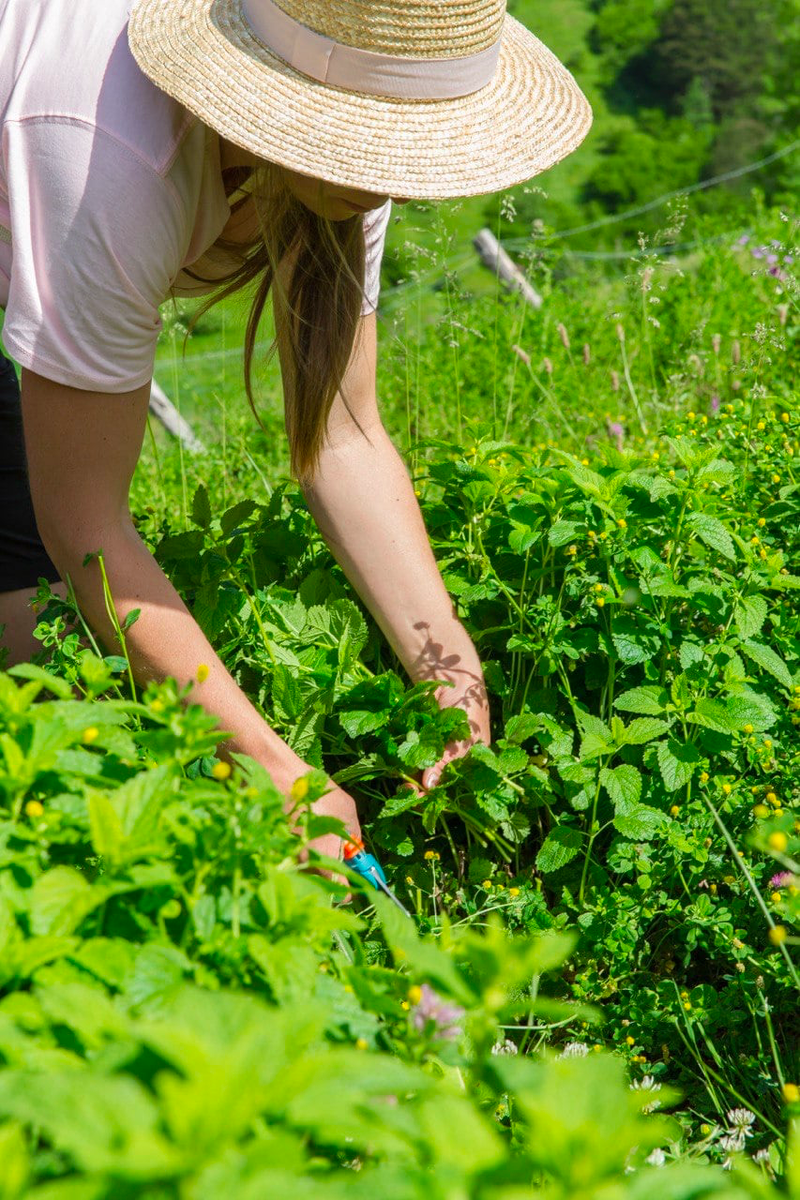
[557,1041,589,1058]
[491,1038,518,1056]
[726,1108,756,1135]
[720,1132,746,1153]
[631,1076,663,1113]
[645,1148,666,1167]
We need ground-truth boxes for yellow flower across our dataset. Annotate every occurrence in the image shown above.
[566,544,578,556]
[625,1035,635,1046]
[82,727,99,745]
[766,792,778,805]
[757,421,766,431]
[768,832,788,852]
[149,698,165,713]
[668,468,676,478]
[424,850,436,860]
[783,1083,800,1104]
[290,776,309,802]
[772,474,781,484]
[407,985,422,1005]
[750,536,760,545]
[683,1002,692,1011]
[743,724,754,735]
[245,786,259,800]
[211,762,231,781]
[679,991,689,999]
[709,883,717,895]
[581,458,589,466]
[356,1038,368,1050]
[687,412,696,422]
[763,739,772,749]
[700,771,709,783]
[670,805,680,817]
[753,805,770,818]
[769,925,787,945]
[596,597,605,608]
[722,783,732,795]
[587,530,596,541]
[401,1000,410,1010]
[759,548,767,559]
[757,518,766,528]
[509,887,520,897]
[771,891,782,904]
[25,800,44,819]
[617,518,627,529]
[700,1124,712,1136]
[196,663,210,683]
[594,583,604,593]
[599,531,608,541]
[781,412,790,424]
[482,880,493,889]
[593,1044,603,1053]
[405,876,414,885]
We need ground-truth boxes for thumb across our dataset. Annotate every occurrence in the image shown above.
[422,766,441,790]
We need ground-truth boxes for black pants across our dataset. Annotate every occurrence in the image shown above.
[0,353,60,591]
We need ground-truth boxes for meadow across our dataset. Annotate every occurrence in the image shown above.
[0,187,797,1197]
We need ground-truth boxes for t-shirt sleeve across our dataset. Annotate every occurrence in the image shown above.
[1,117,190,392]
[360,198,392,317]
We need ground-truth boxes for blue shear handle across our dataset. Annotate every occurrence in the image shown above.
[347,849,388,890]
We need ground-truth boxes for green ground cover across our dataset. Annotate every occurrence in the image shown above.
[0,197,798,1196]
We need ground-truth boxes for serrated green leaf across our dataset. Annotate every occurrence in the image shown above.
[613,802,667,840]
[685,513,736,561]
[600,764,642,808]
[657,738,701,791]
[688,699,738,734]
[734,594,768,639]
[613,686,668,715]
[621,718,670,745]
[191,484,212,530]
[535,827,583,873]
[740,640,793,689]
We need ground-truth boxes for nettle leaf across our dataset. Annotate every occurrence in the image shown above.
[504,713,541,744]
[688,698,739,734]
[578,715,613,760]
[657,738,701,792]
[397,726,442,770]
[727,691,777,731]
[220,499,257,537]
[679,641,705,669]
[685,512,736,561]
[509,523,539,554]
[696,458,737,488]
[621,718,670,745]
[734,594,768,639]
[613,800,667,840]
[611,618,662,666]
[191,484,212,530]
[613,686,668,716]
[548,520,582,548]
[740,639,793,690]
[536,827,583,873]
[600,764,642,808]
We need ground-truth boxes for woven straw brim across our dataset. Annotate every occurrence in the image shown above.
[128,0,593,201]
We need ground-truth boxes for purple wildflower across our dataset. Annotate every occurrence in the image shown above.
[784,256,794,265]
[769,267,787,281]
[767,254,779,265]
[607,420,625,450]
[770,240,782,249]
[751,246,766,260]
[769,872,795,889]
[737,234,750,246]
[411,984,465,1042]
[711,395,721,413]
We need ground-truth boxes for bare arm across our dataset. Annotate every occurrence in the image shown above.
[279,313,491,788]
[21,368,359,855]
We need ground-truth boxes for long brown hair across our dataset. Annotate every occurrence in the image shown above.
[183,160,371,486]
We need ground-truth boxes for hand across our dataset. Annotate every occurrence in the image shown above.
[299,782,362,897]
[420,672,491,792]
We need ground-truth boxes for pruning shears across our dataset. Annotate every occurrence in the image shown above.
[343,838,411,918]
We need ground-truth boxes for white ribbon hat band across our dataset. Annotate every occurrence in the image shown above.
[241,0,503,99]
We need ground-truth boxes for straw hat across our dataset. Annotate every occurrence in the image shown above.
[127,0,593,201]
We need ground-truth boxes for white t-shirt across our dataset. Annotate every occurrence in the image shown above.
[0,0,391,393]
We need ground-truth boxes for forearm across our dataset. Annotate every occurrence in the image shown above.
[46,518,309,792]
[302,425,481,691]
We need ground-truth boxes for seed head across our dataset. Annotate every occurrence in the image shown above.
[557,322,570,350]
